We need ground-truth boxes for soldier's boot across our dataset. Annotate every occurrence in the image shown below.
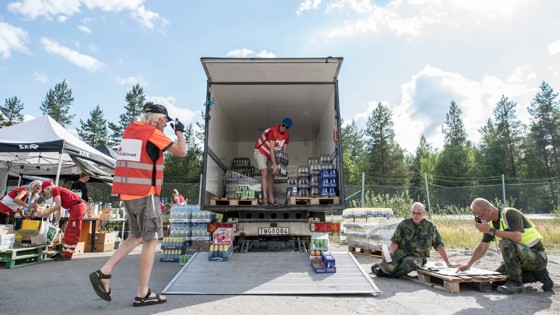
[522,271,538,283]
[534,268,554,292]
[371,263,389,277]
[497,281,524,294]
[371,263,379,274]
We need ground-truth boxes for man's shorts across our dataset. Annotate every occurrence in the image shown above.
[254,149,270,171]
[123,194,163,241]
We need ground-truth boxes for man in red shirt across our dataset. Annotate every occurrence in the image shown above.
[41,180,86,261]
[254,117,291,205]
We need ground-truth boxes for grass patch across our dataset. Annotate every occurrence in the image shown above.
[433,218,560,250]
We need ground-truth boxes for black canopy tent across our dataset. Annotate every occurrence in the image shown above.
[0,115,115,193]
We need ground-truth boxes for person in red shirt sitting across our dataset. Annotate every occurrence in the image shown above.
[0,180,42,224]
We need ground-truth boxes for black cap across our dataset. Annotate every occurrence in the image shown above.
[145,103,172,122]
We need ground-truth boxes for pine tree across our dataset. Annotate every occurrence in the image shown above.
[164,123,203,182]
[527,81,560,176]
[0,96,25,127]
[442,100,467,146]
[76,105,110,147]
[435,101,473,186]
[342,119,366,184]
[364,103,408,185]
[493,95,525,177]
[410,135,433,187]
[40,80,75,127]
[109,84,146,148]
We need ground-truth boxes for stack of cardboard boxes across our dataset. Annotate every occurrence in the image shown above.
[85,231,117,252]
[0,225,16,250]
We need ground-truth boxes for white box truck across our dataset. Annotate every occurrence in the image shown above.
[201,57,345,251]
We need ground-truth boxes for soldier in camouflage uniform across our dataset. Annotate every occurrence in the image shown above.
[457,198,554,294]
[371,202,453,278]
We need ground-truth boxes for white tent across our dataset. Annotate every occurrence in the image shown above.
[0,115,115,191]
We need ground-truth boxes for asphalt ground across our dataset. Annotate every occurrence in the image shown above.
[1,243,558,315]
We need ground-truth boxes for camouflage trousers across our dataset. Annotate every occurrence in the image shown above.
[379,248,426,277]
[498,239,548,283]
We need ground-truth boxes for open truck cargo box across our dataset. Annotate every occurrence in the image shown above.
[201,57,344,244]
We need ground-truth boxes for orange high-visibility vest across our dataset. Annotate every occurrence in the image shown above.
[112,123,164,196]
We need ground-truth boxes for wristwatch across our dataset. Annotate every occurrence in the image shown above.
[489,228,496,237]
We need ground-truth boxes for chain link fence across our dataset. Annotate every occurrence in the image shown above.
[88,178,559,216]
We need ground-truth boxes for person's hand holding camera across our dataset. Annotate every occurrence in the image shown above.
[171,119,186,133]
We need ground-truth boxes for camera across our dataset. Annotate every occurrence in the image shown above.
[474,216,482,224]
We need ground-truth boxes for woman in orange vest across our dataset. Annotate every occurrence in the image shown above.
[89,102,186,307]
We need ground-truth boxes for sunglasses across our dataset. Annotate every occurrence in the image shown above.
[411,211,423,216]
[282,124,290,129]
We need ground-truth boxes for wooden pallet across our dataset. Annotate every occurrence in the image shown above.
[287,196,340,205]
[405,268,508,294]
[347,246,382,257]
[0,245,50,269]
[210,197,258,206]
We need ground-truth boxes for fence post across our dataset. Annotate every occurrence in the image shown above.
[424,173,432,220]
[502,174,507,206]
[199,174,203,208]
[361,172,365,208]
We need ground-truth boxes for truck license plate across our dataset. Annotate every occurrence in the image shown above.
[258,227,289,235]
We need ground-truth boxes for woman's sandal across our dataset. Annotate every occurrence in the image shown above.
[262,197,269,205]
[89,270,112,302]
[132,289,167,307]
[270,199,279,206]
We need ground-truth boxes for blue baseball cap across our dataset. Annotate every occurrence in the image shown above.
[282,117,293,128]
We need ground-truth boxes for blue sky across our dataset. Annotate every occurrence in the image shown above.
[1,0,560,153]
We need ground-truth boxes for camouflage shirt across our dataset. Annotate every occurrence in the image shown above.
[391,218,445,259]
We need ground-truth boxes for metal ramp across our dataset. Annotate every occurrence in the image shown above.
[162,252,381,295]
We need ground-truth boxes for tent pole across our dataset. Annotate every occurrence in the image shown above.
[55,153,63,186]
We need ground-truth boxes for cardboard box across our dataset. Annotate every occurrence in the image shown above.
[0,243,14,250]
[89,232,117,245]
[21,220,41,231]
[0,224,15,235]
[78,220,99,243]
[85,242,115,252]
[191,240,211,252]
[73,242,85,255]
[0,233,16,245]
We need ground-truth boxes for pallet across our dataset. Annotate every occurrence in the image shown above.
[347,246,382,257]
[0,245,50,269]
[210,197,258,206]
[405,268,508,294]
[287,196,340,205]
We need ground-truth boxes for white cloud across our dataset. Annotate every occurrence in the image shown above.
[226,48,254,57]
[147,96,199,124]
[131,4,166,30]
[311,0,526,39]
[548,40,560,55]
[115,75,147,86]
[8,0,163,29]
[7,0,81,20]
[0,21,29,58]
[40,37,104,72]
[255,50,277,58]
[226,48,277,58]
[34,72,49,84]
[78,25,92,33]
[296,0,322,15]
[351,64,536,153]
